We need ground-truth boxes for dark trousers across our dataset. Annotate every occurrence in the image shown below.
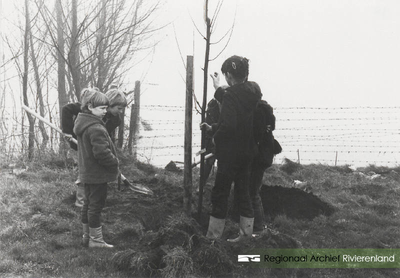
[233,161,267,231]
[248,162,267,232]
[211,159,253,219]
[81,183,108,228]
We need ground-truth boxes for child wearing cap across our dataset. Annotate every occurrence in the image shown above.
[73,91,119,248]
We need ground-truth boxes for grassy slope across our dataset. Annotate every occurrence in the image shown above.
[0,156,400,278]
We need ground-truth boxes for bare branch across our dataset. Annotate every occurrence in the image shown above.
[209,6,237,61]
[172,23,187,71]
[210,0,224,32]
[188,10,206,40]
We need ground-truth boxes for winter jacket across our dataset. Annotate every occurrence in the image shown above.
[73,113,119,184]
[205,98,220,154]
[253,100,276,168]
[213,81,262,163]
[61,102,121,150]
[61,103,81,150]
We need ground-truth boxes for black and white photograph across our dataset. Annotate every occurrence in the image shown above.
[1,0,400,277]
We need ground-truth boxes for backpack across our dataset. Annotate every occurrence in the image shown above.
[253,100,282,167]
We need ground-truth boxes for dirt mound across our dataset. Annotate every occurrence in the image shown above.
[261,185,334,220]
[112,212,301,277]
[98,162,333,276]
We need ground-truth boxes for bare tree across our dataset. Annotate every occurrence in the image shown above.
[29,22,49,151]
[69,0,81,99]
[30,57,49,152]
[3,0,161,158]
[55,0,69,155]
[96,0,107,90]
[56,0,68,117]
[22,0,35,160]
[35,0,161,99]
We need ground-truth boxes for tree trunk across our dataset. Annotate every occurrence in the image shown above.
[198,0,212,217]
[29,29,49,151]
[69,0,81,100]
[23,0,35,160]
[96,0,107,91]
[56,0,68,152]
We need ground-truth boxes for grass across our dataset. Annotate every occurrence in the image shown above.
[0,156,400,277]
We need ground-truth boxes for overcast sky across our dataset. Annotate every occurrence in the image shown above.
[132,0,400,109]
[2,0,400,108]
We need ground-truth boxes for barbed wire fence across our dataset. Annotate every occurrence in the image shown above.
[135,105,400,168]
[1,105,399,168]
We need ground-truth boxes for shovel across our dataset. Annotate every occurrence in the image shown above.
[119,173,154,195]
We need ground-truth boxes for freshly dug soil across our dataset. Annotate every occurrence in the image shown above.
[99,165,334,277]
[260,185,334,220]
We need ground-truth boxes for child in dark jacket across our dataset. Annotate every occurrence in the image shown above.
[61,87,127,207]
[201,55,262,242]
[73,91,119,248]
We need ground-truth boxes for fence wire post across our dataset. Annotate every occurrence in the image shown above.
[297,149,300,164]
[184,55,193,216]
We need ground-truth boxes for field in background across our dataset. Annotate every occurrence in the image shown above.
[137,105,400,168]
[1,105,399,169]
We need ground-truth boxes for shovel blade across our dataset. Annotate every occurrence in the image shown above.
[123,179,153,195]
[129,184,154,195]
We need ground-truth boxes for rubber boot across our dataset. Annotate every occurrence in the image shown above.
[227,216,254,243]
[89,226,114,248]
[206,216,225,239]
[252,224,267,238]
[252,201,266,236]
[82,223,89,247]
[75,181,85,208]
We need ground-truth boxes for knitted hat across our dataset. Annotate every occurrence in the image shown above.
[80,88,98,108]
[105,89,127,107]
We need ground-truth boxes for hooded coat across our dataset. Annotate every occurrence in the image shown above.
[213,81,262,163]
[73,113,119,184]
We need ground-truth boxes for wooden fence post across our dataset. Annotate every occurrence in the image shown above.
[184,56,194,215]
[128,81,140,159]
[116,108,125,149]
[297,149,300,164]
